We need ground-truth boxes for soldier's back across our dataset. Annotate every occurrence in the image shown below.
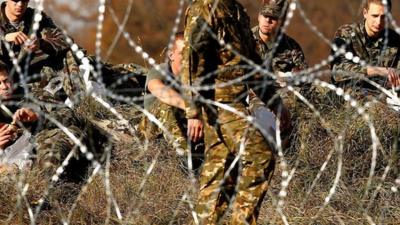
[189,0,260,67]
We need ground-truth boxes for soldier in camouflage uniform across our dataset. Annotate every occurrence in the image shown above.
[0,59,104,180]
[0,0,85,105]
[139,32,203,174]
[253,0,307,74]
[34,106,107,181]
[0,62,36,174]
[0,0,69,73]
[331,0,400,96]
[182,0,277,224]
[253,0,303,147]
[0,1,150,106]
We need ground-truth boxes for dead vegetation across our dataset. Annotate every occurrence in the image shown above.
[1,90,399,224]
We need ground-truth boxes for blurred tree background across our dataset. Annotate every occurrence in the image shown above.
[45,0,400,67]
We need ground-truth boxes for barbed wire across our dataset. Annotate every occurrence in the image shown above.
[0,0,399,224]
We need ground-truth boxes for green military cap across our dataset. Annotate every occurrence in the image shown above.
[260,0,287,18]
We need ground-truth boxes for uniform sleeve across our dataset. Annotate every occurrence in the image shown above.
[292,42,307,70]
[331,26,367,83]
[0,26,13,65]
[182,8,216,119]
[38,12,70,57]
[147,65,167,83]
[271,37,307,73]
[144,65,168,93]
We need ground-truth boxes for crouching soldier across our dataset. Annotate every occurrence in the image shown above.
[139,32,204,175]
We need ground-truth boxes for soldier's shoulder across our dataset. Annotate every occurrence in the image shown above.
[388,28,400,44]
[185,1,211,26]
[251,26,258,34]
[334,23,357,38]
[24,8,55,26]
[148,63,168,74]
[187,1,209,15]
[146,63,170,82]
[282,33,302,49]
[23,7,48,18]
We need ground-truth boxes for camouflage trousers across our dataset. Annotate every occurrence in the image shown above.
[35,107,105,181]
[195,103,275,225]
[139,100,203,174]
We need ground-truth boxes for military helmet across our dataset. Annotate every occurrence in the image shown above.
[259,0,288,19]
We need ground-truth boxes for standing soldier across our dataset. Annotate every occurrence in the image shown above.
[182,0,277,224]
[331,0,400,96]
[253,0,307,74]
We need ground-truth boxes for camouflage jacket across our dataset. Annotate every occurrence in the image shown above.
[0,2,86,108]
[331,21,400,88]
[252,26,307,73]
[182,0,278,119]
[0,2,69,74]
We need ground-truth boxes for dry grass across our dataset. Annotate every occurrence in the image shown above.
[0,136,194,225]
[1,92,400,224]
[257,92,400,224]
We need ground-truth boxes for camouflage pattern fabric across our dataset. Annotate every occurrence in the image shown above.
[0,2,69,68]
[138,99,204,174]
[112,63,148,77]
[252,26,307,73]
[259,0,288,19]
[99,61,148,89]
[252,26,304,147]
[0,2,70,75]
[24,50,86,111]
[139,98,188,156]
[0,100,100,180]
[84,59,148,100]
[182,0,276,224]
[198,104,275,225]
[0,2,86,106]
[35,125,84,178]
[35,107,107,181]
[331,21,400,91]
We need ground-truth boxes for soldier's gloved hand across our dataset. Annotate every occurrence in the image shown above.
[4,32,29,45]
[187,118,203,143]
